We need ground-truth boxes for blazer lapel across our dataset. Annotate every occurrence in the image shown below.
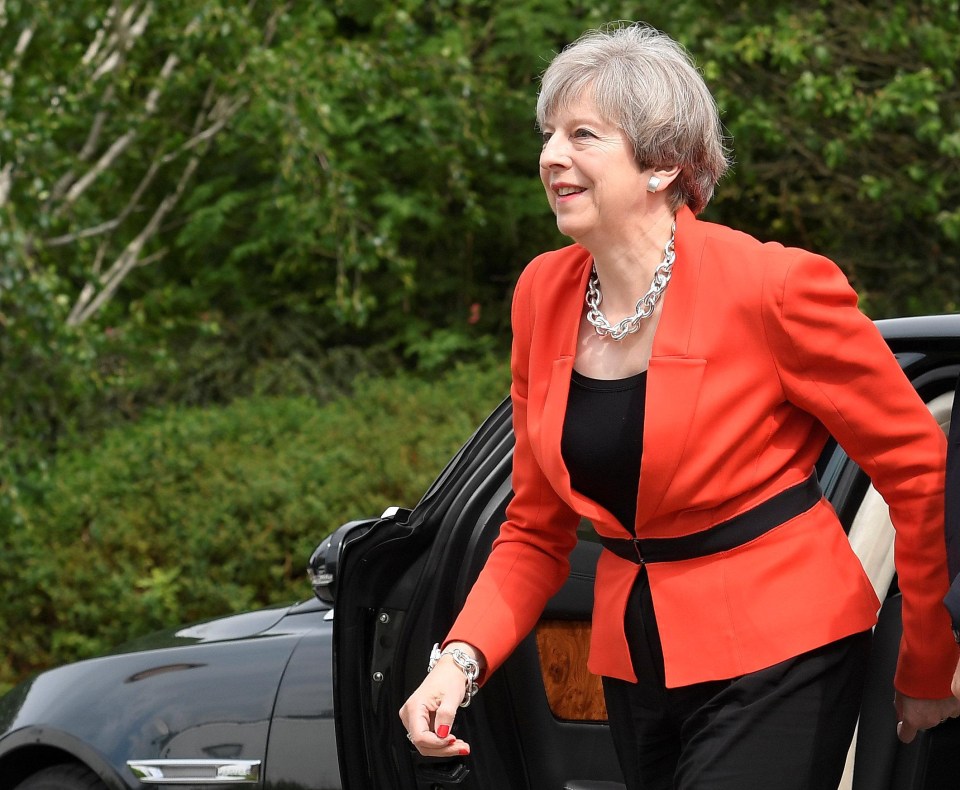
[535,257,614,527]
[634,208,708,529]
[527,209,710,534]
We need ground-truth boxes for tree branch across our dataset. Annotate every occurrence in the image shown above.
[91,2,153,81]
[51,4,207,215]
[67,155,199,326]
[0,24,35,119]
[0,161,12,209]
[81,4,117,66]
[43,155,162,247]
[55,51,179,214]
[50,6,126,205]
[78,84,117,161]
[66,242,109,325]
[60,130,137,209]
[173,95,249,158]
[59,6,260,325]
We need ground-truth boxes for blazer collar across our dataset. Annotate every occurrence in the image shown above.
[651,205,705,358]
[539,206,709,534]
[552,205,707,359]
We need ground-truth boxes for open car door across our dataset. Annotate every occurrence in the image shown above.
[323,315,960,790]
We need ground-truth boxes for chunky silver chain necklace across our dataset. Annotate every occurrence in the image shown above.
[585,222,676,341]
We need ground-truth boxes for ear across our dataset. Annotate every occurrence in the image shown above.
[647,165,682,194]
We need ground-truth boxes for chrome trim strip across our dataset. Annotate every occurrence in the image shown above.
[127,759,261,784]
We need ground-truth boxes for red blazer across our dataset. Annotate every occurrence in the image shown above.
[447,207,958,697]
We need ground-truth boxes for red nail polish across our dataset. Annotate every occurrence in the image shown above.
[447,737,456,745]
[437,725,450,738]
[458,748,469,756]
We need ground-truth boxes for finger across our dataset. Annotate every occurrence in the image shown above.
[405,721,469,754]
[449,736,471,756]
[400,693,444,749]
[897,720,918,744]
[399,697,433,733]
[434,698,460,740]
[407,730,454,750]
[410,737,470,757]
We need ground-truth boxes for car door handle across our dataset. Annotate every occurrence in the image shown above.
[127,759,261,784]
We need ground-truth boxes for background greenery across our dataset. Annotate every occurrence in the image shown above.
[0,359,508,688]
[1,0,958,690]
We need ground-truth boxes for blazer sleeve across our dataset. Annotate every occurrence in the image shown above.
[444,259,581,679]
[762,250,958,698]
[944,374,960,637]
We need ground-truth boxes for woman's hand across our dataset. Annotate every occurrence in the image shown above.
[953,655,960,702]
[894,690,960,743]
[399,643,482,757]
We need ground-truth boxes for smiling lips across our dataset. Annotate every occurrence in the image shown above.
[554,184,586,199]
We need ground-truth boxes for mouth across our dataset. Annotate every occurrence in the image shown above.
[553,184,586,199]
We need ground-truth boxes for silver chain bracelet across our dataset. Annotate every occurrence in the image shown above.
[428,643,480,707]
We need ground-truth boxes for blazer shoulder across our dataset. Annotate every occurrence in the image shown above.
[515,243,591,305]
[696,218,845,290]
[517,243,589,283]
[697,218,799,269]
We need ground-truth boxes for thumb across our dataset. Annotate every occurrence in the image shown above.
[897,719,917,744]
[434,697,460,740]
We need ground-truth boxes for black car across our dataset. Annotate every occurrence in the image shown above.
[1,315,959,790]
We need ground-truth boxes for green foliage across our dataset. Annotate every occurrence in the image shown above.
[4,1,959,438]
[0,219,103,523]
[661,1,960,315]
[3,0,960,693]
[0,358,510,689]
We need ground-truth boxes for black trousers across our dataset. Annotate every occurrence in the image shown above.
[602,569,872,790]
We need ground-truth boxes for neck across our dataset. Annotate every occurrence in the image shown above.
[586,210,676,314]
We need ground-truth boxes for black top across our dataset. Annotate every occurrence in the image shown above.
[560,369,647,534]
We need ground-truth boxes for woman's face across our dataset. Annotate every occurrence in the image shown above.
[539,95,653,248]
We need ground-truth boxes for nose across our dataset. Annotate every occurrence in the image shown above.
[539,134,571,171]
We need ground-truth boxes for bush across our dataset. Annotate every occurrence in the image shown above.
[0,358,510,690]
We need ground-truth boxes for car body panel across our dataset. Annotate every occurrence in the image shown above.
[263,628,340,790]
[0,600,338,790]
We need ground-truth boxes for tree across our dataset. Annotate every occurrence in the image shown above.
[2,0,958,468]
[657,1,960,315]
[0,1,291,470]
[0,0,281,325]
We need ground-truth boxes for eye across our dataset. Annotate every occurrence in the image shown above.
[540,130,553,145]
[573,128,596,140]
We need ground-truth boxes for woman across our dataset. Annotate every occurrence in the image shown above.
[400,22,960,788]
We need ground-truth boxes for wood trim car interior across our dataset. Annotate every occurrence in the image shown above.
[536,621,608,721]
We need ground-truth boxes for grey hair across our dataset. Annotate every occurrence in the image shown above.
[536,22,731,214]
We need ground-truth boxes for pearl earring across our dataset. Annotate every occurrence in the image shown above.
[647,176,661,193]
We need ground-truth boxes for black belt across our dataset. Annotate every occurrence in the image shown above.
[597,473,822,564]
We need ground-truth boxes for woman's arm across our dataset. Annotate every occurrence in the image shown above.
[762,250,960,731]
[443,258,581,677]
[400,257,580,754]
